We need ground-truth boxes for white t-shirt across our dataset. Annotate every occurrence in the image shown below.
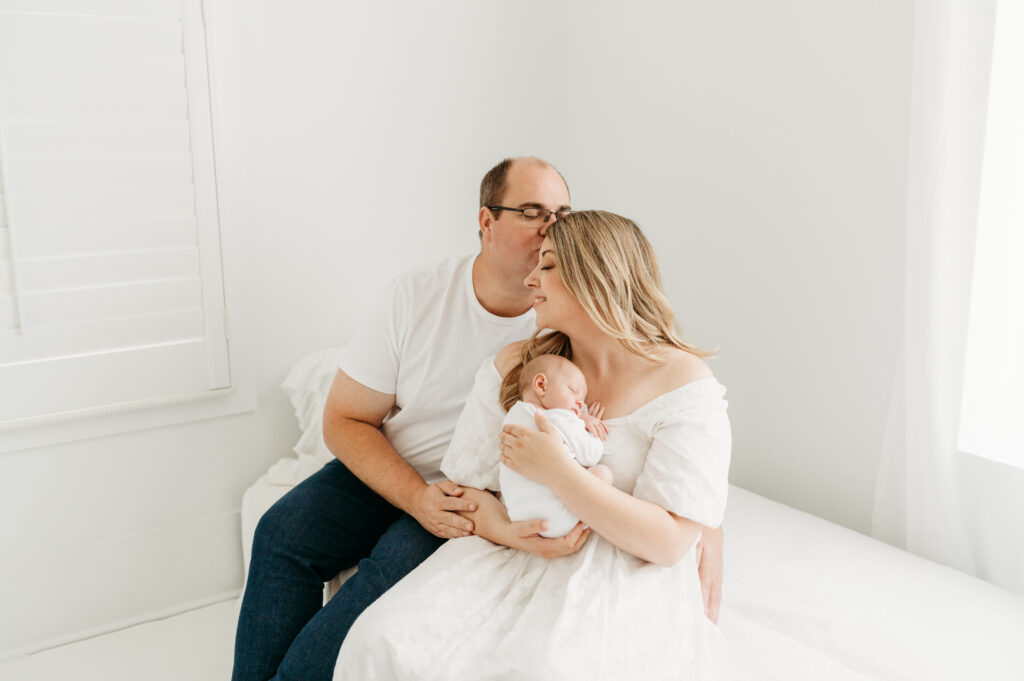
[338,254,537,484]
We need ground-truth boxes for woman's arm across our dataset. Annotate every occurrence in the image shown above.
[501,413,701,567]
[457,487,591,559]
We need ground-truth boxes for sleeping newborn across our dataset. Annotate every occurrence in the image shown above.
[498,354,613,538]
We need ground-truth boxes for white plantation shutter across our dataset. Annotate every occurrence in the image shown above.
[0,0,231,425]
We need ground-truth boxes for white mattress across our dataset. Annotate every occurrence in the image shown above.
[716,486,1024,681]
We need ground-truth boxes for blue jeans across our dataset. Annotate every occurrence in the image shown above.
[231,459,445,681]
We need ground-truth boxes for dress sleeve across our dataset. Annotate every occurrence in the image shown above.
[631,381,732,528]
[439,358,506,490]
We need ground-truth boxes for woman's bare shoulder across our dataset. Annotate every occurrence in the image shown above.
[659,348,714,389]
[494,340,527,377]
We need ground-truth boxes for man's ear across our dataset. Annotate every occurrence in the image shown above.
[478,206,493,239]
[533,373,547,396]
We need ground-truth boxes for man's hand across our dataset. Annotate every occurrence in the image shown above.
[582,401,608,440]
[409,481,478,539]
[459,487,591,558]
[696,525,724,624]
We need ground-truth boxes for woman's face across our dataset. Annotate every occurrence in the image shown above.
[524,237,583,331]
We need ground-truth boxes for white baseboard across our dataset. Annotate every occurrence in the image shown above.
[1,510,243,659]
[0,589,241,664]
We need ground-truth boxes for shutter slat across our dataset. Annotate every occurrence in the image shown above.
[20,248,199,291]
[17,217,197,258]
[0,50,185,91]
[0,308,205,362]
[0,14,181,54]
[19,277,202,327]
[0,86,187,120]
[0,0,181,18]
[14,185,195,224]
[4,120,190,155]
[0,340,222,424]
[9,153,193,189]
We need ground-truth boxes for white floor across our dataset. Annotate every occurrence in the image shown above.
[0,599,238,681]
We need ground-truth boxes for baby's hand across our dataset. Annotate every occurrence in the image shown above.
[582,401,608,441]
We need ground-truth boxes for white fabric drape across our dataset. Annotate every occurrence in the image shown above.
[873,0,1024,596]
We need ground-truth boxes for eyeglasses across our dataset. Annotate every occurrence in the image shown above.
[488,206,572,224]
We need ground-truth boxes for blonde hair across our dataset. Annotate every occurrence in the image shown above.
[499,210,710,411]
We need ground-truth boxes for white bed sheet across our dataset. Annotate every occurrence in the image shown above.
[247,347,1024,681]
[717,486,1024,681]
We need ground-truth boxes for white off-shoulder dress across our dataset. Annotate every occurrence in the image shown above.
[334,358,732,681]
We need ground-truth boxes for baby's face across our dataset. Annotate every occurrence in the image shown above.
[541,364,587,415]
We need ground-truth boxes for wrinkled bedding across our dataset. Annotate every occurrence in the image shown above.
[716,487,1024,681]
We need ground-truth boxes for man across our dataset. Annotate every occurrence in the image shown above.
[232,157,723,681]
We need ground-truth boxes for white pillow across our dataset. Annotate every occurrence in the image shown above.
[268,347,347,486]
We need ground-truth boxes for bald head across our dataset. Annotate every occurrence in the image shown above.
[480,157,569,210]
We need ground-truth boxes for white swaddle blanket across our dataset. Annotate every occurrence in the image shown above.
[498,401,603,538]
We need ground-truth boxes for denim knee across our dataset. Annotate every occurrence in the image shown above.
[250,492,310,564]
[356,516,445,587]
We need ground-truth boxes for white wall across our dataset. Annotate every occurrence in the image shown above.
[564,0,914,533]
[1,0,569,656]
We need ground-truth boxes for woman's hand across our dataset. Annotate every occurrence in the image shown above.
[500,411,574,485]
[458,487,591,558]
[696,525,724,624]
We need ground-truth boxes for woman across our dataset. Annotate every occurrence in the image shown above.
[334,210,731,680]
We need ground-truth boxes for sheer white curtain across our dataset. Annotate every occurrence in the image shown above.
[873,0,1024,596]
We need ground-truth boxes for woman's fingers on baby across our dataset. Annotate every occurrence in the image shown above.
[512,518,549,538]
[569,527,591,552]
[546,527,588,557]
[562,522,590,550]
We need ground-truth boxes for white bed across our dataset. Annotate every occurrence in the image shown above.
[716,486,1024,681]
[240,349,1024,680]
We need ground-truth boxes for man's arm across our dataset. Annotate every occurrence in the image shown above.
[696,525,724,624]
[323,369,477,538]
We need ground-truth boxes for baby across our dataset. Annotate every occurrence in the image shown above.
[499,354,613,538]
